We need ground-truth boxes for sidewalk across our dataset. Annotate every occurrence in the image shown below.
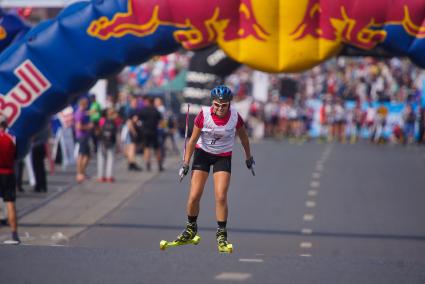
[13,160,94,219]
[0,152,180,246]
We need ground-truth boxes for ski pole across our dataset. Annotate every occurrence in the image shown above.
[180,104,190,182]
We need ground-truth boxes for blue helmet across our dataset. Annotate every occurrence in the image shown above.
[211,85,233,101]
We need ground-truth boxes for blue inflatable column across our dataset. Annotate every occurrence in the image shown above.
[422,79,425,107]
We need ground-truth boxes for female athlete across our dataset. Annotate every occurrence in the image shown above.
[176,85,255,251]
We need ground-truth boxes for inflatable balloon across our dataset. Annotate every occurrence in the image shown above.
[0,9,30,53]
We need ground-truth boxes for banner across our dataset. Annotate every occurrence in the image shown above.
[180,45,240,135]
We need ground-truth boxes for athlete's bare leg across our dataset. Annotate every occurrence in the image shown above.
[144,147,151,166]
[186,170,209,216]
[81,155,89,176]
[76,155,85,181]
[127,143,136,163]
[213,171,231,221]
[6,202,17,232]
[155,148,162,169]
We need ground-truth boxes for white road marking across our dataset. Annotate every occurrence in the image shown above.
[239,258,264,263]
[310,181,320,188]
[21,244,66,247]
[20,243,66,247]
[312,172,321,179]
[301,228,313,235]
[303,214,315,221]
[215,273,252,281]
[3,240,20,245]
[51,232,69,242]
[300,242,313,248]
[299,156,328,259]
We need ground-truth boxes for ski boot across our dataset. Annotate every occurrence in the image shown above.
[216,228,233,253]
[160,222,200,250]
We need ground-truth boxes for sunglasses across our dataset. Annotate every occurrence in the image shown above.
[213,102,230,108]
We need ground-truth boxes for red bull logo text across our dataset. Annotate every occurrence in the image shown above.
[291,0,425,50]
[88,0,269,49]
[0,60,51,126]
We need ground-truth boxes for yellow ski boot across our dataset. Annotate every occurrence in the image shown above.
[216,228,233,253]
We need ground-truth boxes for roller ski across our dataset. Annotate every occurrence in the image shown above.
[216,228,233,253]
[160,222,200,250]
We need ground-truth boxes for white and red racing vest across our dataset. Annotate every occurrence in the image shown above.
[196,106,238,155]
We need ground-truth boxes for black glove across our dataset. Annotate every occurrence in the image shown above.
[179,163,190,181]
[246,156,255,169]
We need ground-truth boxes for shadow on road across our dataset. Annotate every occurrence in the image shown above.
[18,222,425,242]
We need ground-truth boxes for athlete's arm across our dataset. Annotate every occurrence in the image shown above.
[183,125,202,166]
[236,125,252,160]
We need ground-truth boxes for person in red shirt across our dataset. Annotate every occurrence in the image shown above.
[174,85,255,253]
[0,114,20,244]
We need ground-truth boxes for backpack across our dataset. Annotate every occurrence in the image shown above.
[101,119,117,148]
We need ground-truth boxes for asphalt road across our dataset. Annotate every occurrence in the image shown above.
[2,140,425,283]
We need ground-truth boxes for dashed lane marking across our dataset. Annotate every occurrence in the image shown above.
[307,190,318,197]
[306,201,316,208]
[300,242,313,248]
[239,258,264,263]
[301,228,313,235]
[310,181,320,188]
[316,164,324,171]
[312,172,321,179]
[215,273,252,281]
[303,214,315,221]
[300,254,312,257]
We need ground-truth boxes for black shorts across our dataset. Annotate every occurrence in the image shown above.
[0,173,16,202]
[143,132,159,149]
[78,136,91,156]
[192,148,232,174]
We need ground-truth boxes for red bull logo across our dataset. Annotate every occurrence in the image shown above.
[0,60,51,126]
[291,0,425,50]
[87,0,269,49]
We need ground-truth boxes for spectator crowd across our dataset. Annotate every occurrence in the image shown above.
[225,57,425,145]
